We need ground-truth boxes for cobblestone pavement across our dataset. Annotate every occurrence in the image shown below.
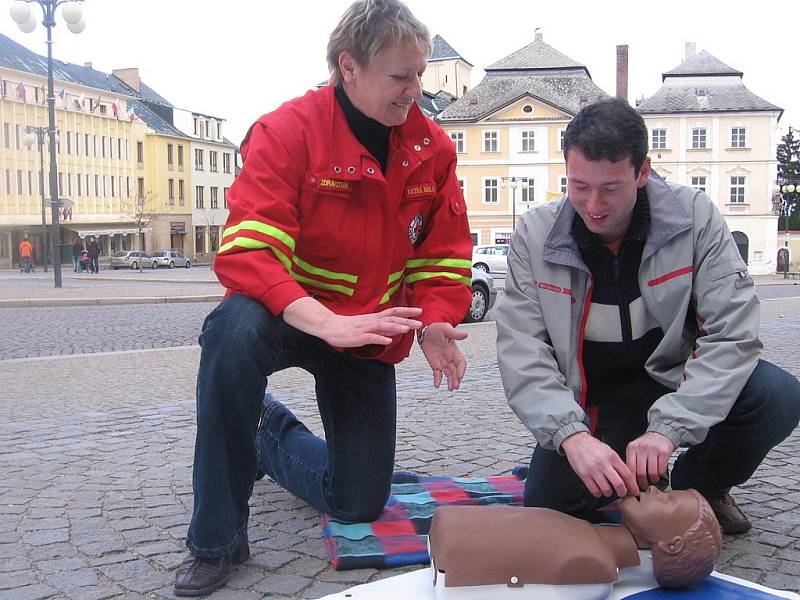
[0,281,798,598]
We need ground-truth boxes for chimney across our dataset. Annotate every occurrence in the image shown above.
[616,44,629,101]
[685,42,696,61]
[535,28,542,42]
[84,61,92,70]
[112,67,140,92]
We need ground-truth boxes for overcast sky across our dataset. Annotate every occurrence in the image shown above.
[3,0,797,147]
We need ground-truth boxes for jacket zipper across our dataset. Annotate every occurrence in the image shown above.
[614,250,634,366]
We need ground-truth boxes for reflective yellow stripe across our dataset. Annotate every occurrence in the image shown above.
[223,220,296,251]
[387,269,405,284]
[405,257,472,270]
[379,280,404,304]
[292,273,355,297]
[217,237,291,270]
[292,255,358,284]
[405,271,471,286]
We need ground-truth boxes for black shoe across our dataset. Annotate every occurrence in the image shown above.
[174,533,249,597]
[706,493,752,535]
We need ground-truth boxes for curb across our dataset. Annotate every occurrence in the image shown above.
[0,295,224,308]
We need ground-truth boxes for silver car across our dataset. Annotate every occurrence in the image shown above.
[110,250,158,270]
[471,244,509,275]
[463,268,497,323]
[153,250,192,269]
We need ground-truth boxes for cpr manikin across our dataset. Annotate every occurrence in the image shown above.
[427,487,722,599]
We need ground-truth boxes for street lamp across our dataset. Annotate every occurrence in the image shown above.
[10,0,86,288]
[500,176,529,232]
[772,182,797,278]
[23,125,58,272]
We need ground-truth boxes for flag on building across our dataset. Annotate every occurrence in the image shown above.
[125,100,139,122]
[58,88,68,108]
[112,99,121,120]
[90,95,102,112]
[39,85,46,104]
[0,79,5,98]
[16,81,26,102]
[77,93,86,111]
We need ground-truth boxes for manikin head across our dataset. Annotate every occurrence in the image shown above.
[327,0,430,126]
[619,487,722,588]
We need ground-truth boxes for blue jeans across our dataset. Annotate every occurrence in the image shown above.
[186,294,397,559]
[524,360,800,519]
[73,256,80,272]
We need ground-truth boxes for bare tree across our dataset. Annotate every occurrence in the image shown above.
[120,191,167,272]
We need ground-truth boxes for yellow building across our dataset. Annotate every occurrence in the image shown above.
[638,45,783,275]
[437,33,607,246]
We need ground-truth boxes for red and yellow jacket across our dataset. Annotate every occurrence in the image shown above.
[215,86,473,364]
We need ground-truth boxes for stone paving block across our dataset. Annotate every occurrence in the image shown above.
[96,558,153,581]
[280,556,328,578]
[22,528,70,545]
[253,573,312,596]
[303,581,351,598]
[247,550,299,571]
[63,585,125,600]
[120,571,172,594]
[0,570,38,590]
[44,567,99,590]
[0,583,56,600]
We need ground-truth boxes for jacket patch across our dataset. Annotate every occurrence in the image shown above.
[735,272,754,289]
[537,281,572,296]
[318,178,352,193]
[408,213,424,246]
[405,182,436,199]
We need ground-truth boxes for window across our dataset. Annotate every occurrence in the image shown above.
[210,226,220,252]
[168,179,175,205]
[195,186,204,208]
[210,186,218,209]
[126,176,130,197]
[77,173,82,196]
[559,129,565,151]
[560,176,568,194]
[691,176,707,192]
[137,177,145,200]
[223,153,231,173]
[84,134,89,156]
[118,139,122,158]
[102,136,106,158]
[58,172,63,195]
[651,129,667,150]
[3,123,10,149]
[729,176,746,203]
[217,122,221,139]
[66,132,72,154]
[195,149,204,171]
[520,178,533,203]
[16,125,21,150]
[18,170,24,195]
[94,175,99,196]
[178,145,184,171]
[696,88,708,97]
[195,226,206,253]
[457,178,465,196]
[521,131,535,152]
[691,128,707,149]
[167,144,174,169]
[223,187,229,209]
[136,141,143,166]
[110,176,115,197]
[179,180,185,206]
[731,127,746,148]
[483,178,498,203]
[109,137,114,159]
[483,131,498,153]
[209,151,218,173]
[193,117,199,135]
[450,131,465,153]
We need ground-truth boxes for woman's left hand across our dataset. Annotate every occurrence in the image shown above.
[419,323,468,391]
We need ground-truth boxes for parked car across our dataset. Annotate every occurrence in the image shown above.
[110,250,158,270]
[463,267,497,323]
[153,250,192,269]
[472,244,509,275]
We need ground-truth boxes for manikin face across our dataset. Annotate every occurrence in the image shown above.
[566,149,651,247]
[619,487,698,546]
[339,43,427,127]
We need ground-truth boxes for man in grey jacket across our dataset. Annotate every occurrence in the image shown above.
[496,98,800,535]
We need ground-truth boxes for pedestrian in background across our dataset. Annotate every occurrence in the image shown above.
[86,236,100,274]
[72,238,84,273]
[18,236,34,273]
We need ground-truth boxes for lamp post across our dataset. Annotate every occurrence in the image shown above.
[23,125,56,272]
[10,0,86,288]
[772,182,798,278]
[500,176,529,233]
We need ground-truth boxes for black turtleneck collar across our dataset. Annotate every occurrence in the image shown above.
[334,85,390,174]
[572,186,651,250]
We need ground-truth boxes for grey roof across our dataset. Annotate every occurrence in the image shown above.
[438,70,608,122]
[125,99,185,137]
[430,34,472,66]
[637,82,781,115]
[486,35,588,76]
[417,89,457,118]
[662,50,742,80]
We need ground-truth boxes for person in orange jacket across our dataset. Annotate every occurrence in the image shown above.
[175,1,473,596]
[18,237,34,273]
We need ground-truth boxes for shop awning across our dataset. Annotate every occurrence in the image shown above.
[64,226,152,238]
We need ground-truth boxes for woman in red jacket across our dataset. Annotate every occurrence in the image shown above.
[175,1,473,596]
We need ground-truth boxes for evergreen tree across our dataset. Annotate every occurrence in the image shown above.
[776,126,800,231]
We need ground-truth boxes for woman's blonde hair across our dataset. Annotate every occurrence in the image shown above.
[327,0,431,85]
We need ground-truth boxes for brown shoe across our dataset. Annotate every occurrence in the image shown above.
[706,494,752,535]
[174,534,249,597]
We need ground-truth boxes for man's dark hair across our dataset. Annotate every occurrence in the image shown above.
[563,97,649,175]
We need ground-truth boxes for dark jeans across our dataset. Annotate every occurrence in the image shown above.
[186,294,397,559]
[524,360,800,519]
[89,256,99,273]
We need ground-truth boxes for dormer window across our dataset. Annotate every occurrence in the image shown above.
[695,88,708,97]
[523,105,533,113]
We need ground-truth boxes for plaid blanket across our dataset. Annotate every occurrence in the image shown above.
[320,471,525,570]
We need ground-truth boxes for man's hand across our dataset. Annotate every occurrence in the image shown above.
[419,322,468,391]
[561,432,639,498]
[625,432,675,491]
[283,298,422,348]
